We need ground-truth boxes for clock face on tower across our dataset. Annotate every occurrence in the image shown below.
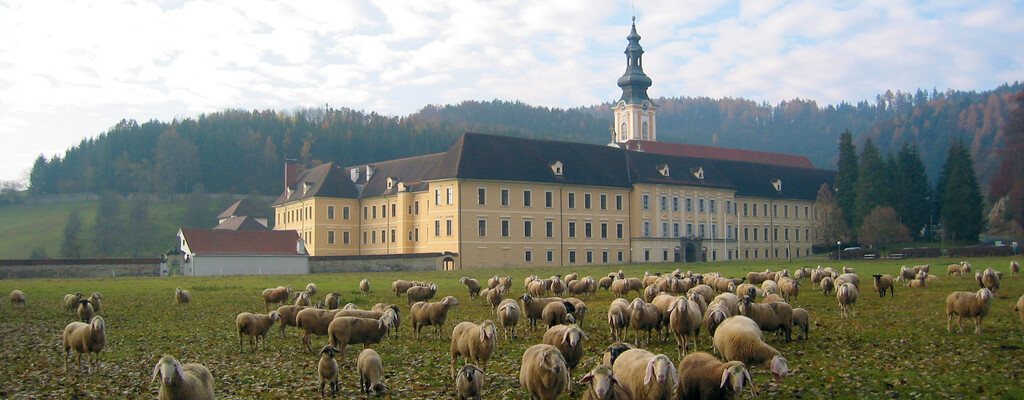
[642,101,649,111]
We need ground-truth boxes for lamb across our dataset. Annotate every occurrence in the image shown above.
[820,276,835,296]
[579,365,633,400]
[792,308,809,340]
[62,315,105,372]
[10,289,26,308]
[262,285,293,311]
[63,292,83,310]
[357,348,388,396]
[676,351,751,400]
[519,344,571,400]
[326,313,395,362]
[274,305,307,337]
[174,287,191,308]
[1011,260,1020,277]
[980,268,1000,294]
[77,298,95,322]
[738,296,793,341]
[541,300,577,328]
[628,297,661,346]
[497,299,522,340]
[872,274,895,298]
[837,282,859,318]
[455,364,485,400]
[608,298,630,342]
[519,294,565,330]
[151,355,214,400]
[325,292,341,310]
[295,308,343,352]
[411,296,460,338]
[317,345,341,396]
[306,283,319,297]
[407,284,438,305]
[360,279,371,295]
[668,297,702,358]
[392,279,415,296]
[451,320,498,377]
[235,311,281,351]
[712,316,789,383]
[460,277,482,298]
[946,288,993,334]
[542,324,588,372]
[611,348,676,400]
[487,286,504,312]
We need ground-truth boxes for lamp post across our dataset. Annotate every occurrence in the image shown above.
[837,240,842,261]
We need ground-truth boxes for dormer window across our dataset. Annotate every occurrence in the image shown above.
[550,161,564,176]
[302,182,313,195]
[771,179,783,192]
[366,165,375,180]
[657,164,669,177]
[690,167,704,180]
[350,168,360,182]
[386,177,398,190]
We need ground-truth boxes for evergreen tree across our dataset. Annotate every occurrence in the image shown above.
[854,138,887,229]
[894,142,932,239]
[60,208,84,258]
[28,155,49,195]
[94,192,124,256]
[835,130,859,228]
[937,139,985,241]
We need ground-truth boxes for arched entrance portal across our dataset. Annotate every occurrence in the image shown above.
[442,257,455,271]
[679,236,703,263]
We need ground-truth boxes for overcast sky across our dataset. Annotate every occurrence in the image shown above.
[1,0,1022,183]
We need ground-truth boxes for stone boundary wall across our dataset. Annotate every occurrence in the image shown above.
[310,253,444,273]
[0,258,161,280]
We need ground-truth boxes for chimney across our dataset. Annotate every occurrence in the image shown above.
[284,159,299,190]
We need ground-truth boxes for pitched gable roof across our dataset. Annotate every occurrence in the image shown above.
[273,162,360,205]
[214,216,269,231]
[217,198,263,219]
[179,229,305,256]
[352,153,446,197]
[622,140,816,169]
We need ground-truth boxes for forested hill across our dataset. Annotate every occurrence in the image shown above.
[28,83,1023,197]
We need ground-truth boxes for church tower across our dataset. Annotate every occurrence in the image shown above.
[613,17,658,144]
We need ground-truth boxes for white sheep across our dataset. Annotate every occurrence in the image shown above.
[837,282,859,318]
[235,311,281,351]
[946,288,993,334]
[519,294,565,330]
[979,268,1000,294]
[305,283,318,297]
[151,355,214,400]
[327,313,395,362]
[542,324,588,372]
[703,301,731,344]
[174,287,191,308]
[712,316,789,383]
[835,273,860,289]
[317,345,341,396]
[675,351,752,400]
[779,278,800,303]
[668,297,702,359]
[519,344,571,400]
[1015,294,1024,329]
[820,276,835,296]
[411,296,460,338]
[63,292,83,311]
[566,297,588,328]
[360,279,371,295]
[293,291,312,307]
[1011,260,1020,277]
[487,287,504,313]
[460,277,482,298]
[628,297,661,346]
[357,348,388,396]
[262,285,293,311]
[392,279,414,296]
[611,348,676,400]
[451,320,498,378]
[295,308,344,352]
[455,364,485,400]
[497,299,521,340]
[579,365,633,400]
[274,305,307,337]
[599,276,614,291]
[10,289,25,308]
[607,298,630,342]
[407,284,438,305]
[792,307,810,340]
[77,298,95,322]
[62,315,105,372]
[738,296,793,341]
[541,300,575,328]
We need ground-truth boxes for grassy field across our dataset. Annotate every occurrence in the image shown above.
[1,257,1023,399]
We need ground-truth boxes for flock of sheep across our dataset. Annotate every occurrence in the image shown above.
[3,258,1023,399]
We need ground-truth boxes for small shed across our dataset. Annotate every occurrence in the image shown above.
[176,228,308,276]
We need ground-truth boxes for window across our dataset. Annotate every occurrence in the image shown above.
[711,224,717,239]
[743,203,749,216]
[673,223,679,237]
[568,222,576,238]
[414,228,419,241]
[371,230,376,243]
[660,196,667,211]
[601,223,608,239]
[545,191,553,208]
[642,222,651,237]
[661,222,669,237]
[343,231,350,244]
[435,189,441,206]
[584,193,592,209]
[372,206,377,219]
[381,230,385,243]
[805,228,809,242]
[616,195,623,210]
[644,250,650,261]
[763,204,768,216]
[764,228,768,241]
[642,121,649,140]
[686,198,693,212]
[754,228,759,241]
[434,221,441,237]
[363,207,368,219]
[447,188,453,205]
[343,206,350,220]
[414,201,419,215]
[391,229,396,242]
[699,224,705,238]
[784,205,788,218]
[501,189,509,206]
[524,190,532,207]
[478,219,487,237]
[525,250,532,262]
[524,220,533,238]
[618,250,623,262]
[586,250,593,263]
[328,231,335,244]
[642,195,650,210]
[327,206,335,219]
[752,204,758,217]
[784,228,789,241]
[501,220,510,237]
[620,122,627,140]
[663,250,669,261]
[804,206,809,219]
[672,197,679,211]
[547,250,554,262]
[774,228,778,241]
[744,227,749,241]
[726,200,732,215]
[569,250,576,263]
[546,221,554,238]
[585,222,592,238]
[699,199,705,212]
[686,223,693,236]
[600,194,607,210]
[392,204,396,217]
[408,231,413,241]
[447,219,453,236]
[710,199,716,213]
[795,228,799,241]
[363,231,367,244]
[603,251,608,263]
[478,188,486,205]
[568,193,576,209]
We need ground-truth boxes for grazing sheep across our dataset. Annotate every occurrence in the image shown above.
[835,273,860,289]
[820,276,835,296]
[407,284,439,305]
[872,274,895,298]
[568,280,589,297]
[10,289,26,308]
[392,279,414,296]
[262,285,293,311]
[580,365,633,400]
[947,263,961,276]
[327,313,395,362]
[762,293,786,304]
[542,324,588,371]
[63,292,83,311]
[960,261,973,276]
[711,293,741,316]
[324,292,341,310]
[738,296,793,342]
[496,299,521,340]
[275,305,307,338]
[599,276,614,291]
[357,348,387,396]
[62,316,105,373]
[486,287,504,313]
[779,278,800,303]
[792,308,809,340]
[980,268,1001,294]
[899,266,916,281]
[411,296,460,338]
[734,284,760,299]
[628,298,661,346]
[519,294,565,330]
[1015,294,1024,328]
[451,320,498,378]
[295,308,344,352]
[746,272,769,285]
[174,288,191,308]
[456,364,485,400]
[703,302,731,343]
[611,279,631,298]
[317,345,341,396]
[1011,261,1020,277]
[306,283,319,298]
[642,284,661,303]
[669,297,702,359]
[519,344,571,400]
[360,279,371,295]
[77,298,95,322]
[713,316,789,383]
[528,280,548,297]
[550,278,567,297]
[608,298,630,342]
[235,311,281,351]
[676,352,751,400]
[566,297,588,328]
[460,277,482,298]
[837,283,859,318]
[611,348,676,400]
[761,280,780,296]
[152,355,214,400]
[946,288,993,334]
[542,301,576,328]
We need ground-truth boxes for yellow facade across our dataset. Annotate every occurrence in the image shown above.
[736,197,815,261]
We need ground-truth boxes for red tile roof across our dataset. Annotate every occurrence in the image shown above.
[179,229,306,256]
[621,140,815,169]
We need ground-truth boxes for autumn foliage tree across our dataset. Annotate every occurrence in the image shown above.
[813,183,850,246]
[857,206,912,252]
[989,90,1024,234]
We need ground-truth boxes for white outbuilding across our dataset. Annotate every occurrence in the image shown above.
[176,228,309,276]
